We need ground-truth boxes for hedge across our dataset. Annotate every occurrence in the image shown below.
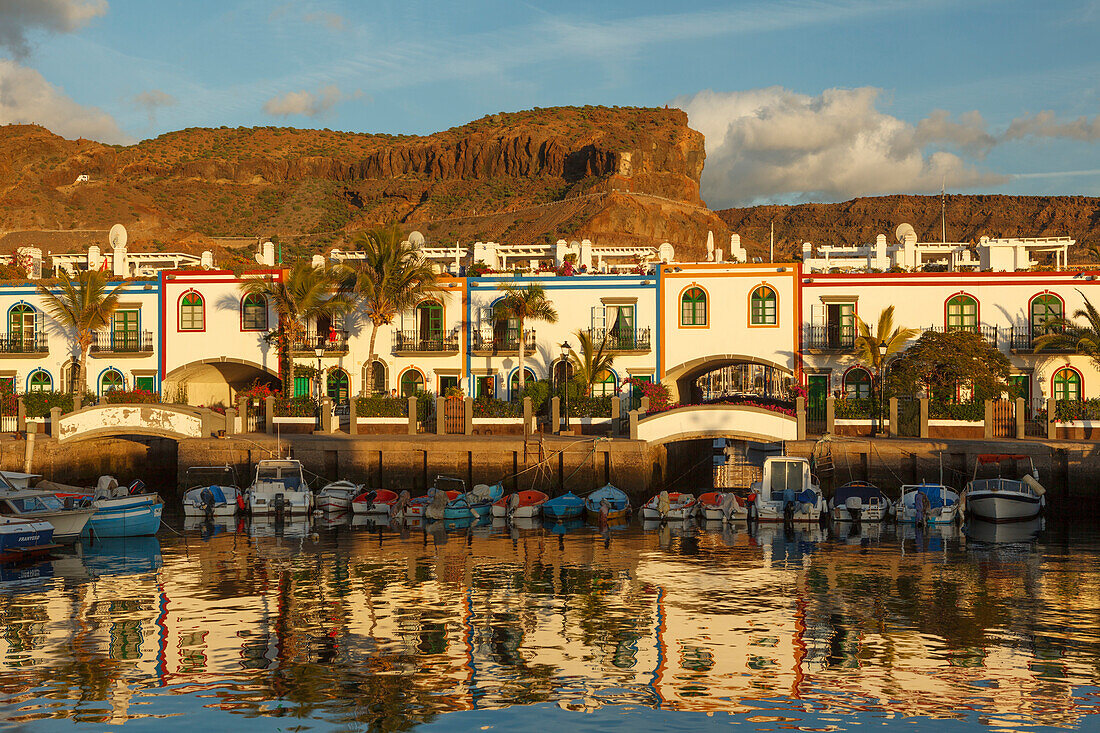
[834,398,876,419]
[355,395,407,417]
[473,398,522,418]
[1054,399,1100,422]
[929,401,984,421]
[274,396,319,417]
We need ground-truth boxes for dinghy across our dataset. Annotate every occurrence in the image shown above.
[898,483,960,525]
[181,466,242,517]
[640,491,697,520]
[830,481,892,522]
[585,484,631,522]
[316,480,362,513]
[541,492,584,520]
[492,489,548,518]
[750,456,826,523]
[351,489,400,515]
[443,483,502,520]
[39,476,163,538]
[696,491,749,522]
[0,516,56,562]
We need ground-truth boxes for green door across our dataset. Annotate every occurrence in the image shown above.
[113,310,139,351]
[135,376,156,393]
[609,305,635,349]
[293,375,310,398]
[808,375,828,422]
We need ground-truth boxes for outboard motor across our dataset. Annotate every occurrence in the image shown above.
[128,479,146,496]
[845,496,863,524]
[200,487,217,517]
[273,492,287,514]
[783,500,796,524]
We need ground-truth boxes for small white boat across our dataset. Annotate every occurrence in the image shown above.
[181,466,242,517]
[963,454,1045,523]
[316,480,361,513]
[696,491,748,522]
[491,489,546,518]
[352,489,402,515]
[0,491,96,541]
[247,459,313,515]
[898,483,960,525]
[829,481,892,522]
[750,456,826,523]
[640,491,697,520]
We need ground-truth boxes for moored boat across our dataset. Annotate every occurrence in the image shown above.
[443,483,502,520]
[541,492,584,520]
[351,489,400,515]
[898,483,960,525]
[750,456,826,523]
[696,491,750,522]
[640,491,697,520]
[962,454,1045,523]
[0,491,95,542]
[585,484,631,522]
[316,480,361,513]
[180,466,243,517]
[830,481,891,522]
[492,489,547,518]
[0,516,56,562]
[37,476,164,538]
[247,459,313,515]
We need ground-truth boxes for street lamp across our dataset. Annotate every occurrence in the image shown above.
[876,339,889,437]
[560,340,571,432]
[315,336,325,429]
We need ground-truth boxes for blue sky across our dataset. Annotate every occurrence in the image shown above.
[3,0,1099,207]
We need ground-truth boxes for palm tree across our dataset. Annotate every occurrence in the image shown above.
[36,269,125,395]
[855,305,920,427]
[1033,291,1100,369]
[493,283,558,393]
[567,329,615,396]
[350,224,440,395]
[240,261,353,392]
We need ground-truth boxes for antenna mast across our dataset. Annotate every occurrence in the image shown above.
[941,178,946,244]
[770,221,774,263]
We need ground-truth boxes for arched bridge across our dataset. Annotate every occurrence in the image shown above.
[57,404,220,443]
[635,404,797,445]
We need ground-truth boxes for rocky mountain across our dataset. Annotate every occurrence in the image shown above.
[0,106,729,264]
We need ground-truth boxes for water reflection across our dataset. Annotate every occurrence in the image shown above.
[0,513,1096,731]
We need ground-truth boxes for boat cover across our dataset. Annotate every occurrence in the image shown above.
[912,485,950,510]
[834,483,884,503]
[206,485,226,504]
[775,488,818,504]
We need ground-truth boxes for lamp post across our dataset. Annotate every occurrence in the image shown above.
[876,339,889,437]
[314,337,325,429]
[560,340,571,432]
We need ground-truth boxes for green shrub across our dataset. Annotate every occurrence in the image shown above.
[355,395,407,417]
[102,389,160,405]
[1054,399,1100,422]
[834,398,875,419]
[274,395,318,417]
[472,397,522,418]
[929,401,984,421]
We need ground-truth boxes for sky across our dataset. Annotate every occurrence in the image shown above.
[1,0,1099,208]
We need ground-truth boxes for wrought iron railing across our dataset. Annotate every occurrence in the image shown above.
[90,330,153,353]
[805,324,856,350]
[0,333,48,354]
[470,329,537,353]
[290,330,349,354]
[1009,326,1072,353]
[392,329,460,352]
[581,327,651,352]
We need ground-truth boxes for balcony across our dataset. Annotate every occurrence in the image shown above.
[290,330,349,356]
[582,327,651,353]
[89,330,154,356]
[470,329,537,355]
[392,329,460,354]
[922,324,1000,347]
[1009,326,1074,354]
[0,333,48,356]
[804,324,856,352]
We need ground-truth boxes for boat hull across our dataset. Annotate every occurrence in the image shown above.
[84,497,163,538]
[831,505,889,522]
[0,518,55,559]
[753,501,825,523]
[587,507,630,522]
[640,506,693,520]
[965,492,1042,522]
[249,492,313,515]
[898,505,958,525]
[316,496,351,513]
[542,505,583,520]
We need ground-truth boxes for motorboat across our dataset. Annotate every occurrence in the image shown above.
[750,456,827,523]
[585,484,631,522]
[84,477,163,538]
[0,517,56,562]
[696,491,749,522]
[351,489,400,515]
[247,459,313,515]
[0,471,42,490]
[443,483,502,520]
[402,488,461,519]
[640,491,697,520]
[898,483,960,525]
[492,489,548,518]
[0,491,95,541]
[542,492,585,520]
[830,481,892,522]
[316,480,362,513]
[962,454,1045,523]
[181,466,243,517]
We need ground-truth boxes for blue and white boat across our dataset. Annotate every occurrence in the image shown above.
[899,483,960,524]
[0,516,56,561]
[0,491,95,541]
[443,483,503,519]
[542,492,585,520]
[43,477,164,539]
[182,466,242,517]
[585,484,631,522]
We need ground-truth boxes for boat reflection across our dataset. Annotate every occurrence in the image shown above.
[965,516,1044,545]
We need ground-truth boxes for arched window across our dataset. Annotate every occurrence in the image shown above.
[27,370,51,392]
[179,291,205,331]
[509,368,537,398]
[750,286,777,325]
[680,287,707,326]
[326,369,349,402]
[843,368,872,399]
[1053,367,1081,402]
[591,370,618,397]
[399,369,424,397]
[365,360,387,395]
[241,294,268,331]
[100,369,125,394]
[946,294,978,332]
[9,303,36,349]
[1030,294,1063,336]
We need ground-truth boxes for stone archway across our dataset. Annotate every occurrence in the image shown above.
[662,353,794,404]
[164,357,280,407]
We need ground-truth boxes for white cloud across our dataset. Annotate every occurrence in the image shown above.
[674,87,1007,207]
[0,58,127,143]
[1003,111,1100,141]
[262,85,353,117]
[131,89,176,125]
[0,0,107,58]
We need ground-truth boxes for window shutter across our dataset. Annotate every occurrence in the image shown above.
[591,305,605,331]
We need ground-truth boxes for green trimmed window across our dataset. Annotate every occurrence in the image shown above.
[180,292,204,331]
[681,287,707,326]
[592,370,617,397]
[946,294,978,332]
[28,370,51,392]
[1053,368,1081,402]
[400,370,424,397]
[9,304,35,348]
[242,294,267,331]
[1030,294,1062,336]
[100,370,125,393]
[843,368,871,399]
[326,369,349,401]
[750,286,777,325]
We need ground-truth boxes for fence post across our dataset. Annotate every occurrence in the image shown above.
[464,397,473,435]
[983,399,993,439]
[523,397,532,437]
[1047,397,1056,440]
[435,396,446,436]
[408,396,417,435]
[919,398,929,438]
[551,396,560,435]
[50,407,61,438]
[1015,397,1025,439]
[265,395,275,435]
[629,410,639,440]
[796,396,806,440]
[321,397,334,433]
[889,398,898,438]
[611,397,621,437]
[640,396,649,414]
[826,396,835,434]
[225,406,237,436]
[349,396,358,435]
[73,392,81,411]
[17,397,26,433]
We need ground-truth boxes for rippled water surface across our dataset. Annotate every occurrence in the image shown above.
[1,513,1098,732]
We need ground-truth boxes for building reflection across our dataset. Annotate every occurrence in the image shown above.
[0,519,1096,729]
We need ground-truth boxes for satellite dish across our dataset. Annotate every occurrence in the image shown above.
[895,223,916,243]
[658,242,675,263]
[408,231,425,247]
[109,224,127,249]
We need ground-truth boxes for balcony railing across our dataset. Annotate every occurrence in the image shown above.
[392,329,460,353]
[922,324,999,347]
[0,333,48,354]
[582,327,651,352]
[470,329,537,353]
[1009,326,1073,353]
[89,330,154,354]
[805,324,856,351]
[290,330,349,354]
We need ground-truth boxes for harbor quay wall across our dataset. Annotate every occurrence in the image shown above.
[0,433,177,487]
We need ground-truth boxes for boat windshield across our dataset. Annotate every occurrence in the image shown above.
[256,465,303,490]
[768,461,804,501]
[7,495,63,512]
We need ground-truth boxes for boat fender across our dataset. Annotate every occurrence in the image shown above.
[237,494,247,512]
[1022,474,1046,497]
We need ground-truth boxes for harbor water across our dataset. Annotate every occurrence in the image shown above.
[0,511,1098,732]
